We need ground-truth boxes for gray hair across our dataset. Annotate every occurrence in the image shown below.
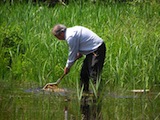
[52,24,66,36]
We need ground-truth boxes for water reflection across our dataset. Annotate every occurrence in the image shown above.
[80,95,102,120]
[64,105,68,120]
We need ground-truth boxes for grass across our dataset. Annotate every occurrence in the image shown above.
[0,0,159,89]
[0,1,160,119]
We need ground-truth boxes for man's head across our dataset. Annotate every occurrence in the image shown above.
[52,24,66,40]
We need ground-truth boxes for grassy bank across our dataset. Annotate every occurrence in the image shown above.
[0,1,160,120]
[0,1,160,90]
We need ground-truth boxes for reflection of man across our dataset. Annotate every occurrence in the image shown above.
[52,24,106,92]
[80,96,102,120]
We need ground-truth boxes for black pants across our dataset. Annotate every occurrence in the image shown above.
[80,42,106,92]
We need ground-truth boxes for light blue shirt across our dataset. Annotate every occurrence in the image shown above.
[65,26,103,68]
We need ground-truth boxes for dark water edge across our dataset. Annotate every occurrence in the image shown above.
[0,80,160,120]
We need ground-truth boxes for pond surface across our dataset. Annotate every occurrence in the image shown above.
[0,81,160,120]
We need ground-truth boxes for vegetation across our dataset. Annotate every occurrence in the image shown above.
[1,0,159,89]
[0,1,160,120]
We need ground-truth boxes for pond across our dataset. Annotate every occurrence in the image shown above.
[0,81,160,120]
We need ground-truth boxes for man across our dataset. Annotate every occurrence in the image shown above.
[52,24,106,92]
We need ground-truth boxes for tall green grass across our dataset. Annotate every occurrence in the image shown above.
[0,1,160,120]
[0,1,160,90]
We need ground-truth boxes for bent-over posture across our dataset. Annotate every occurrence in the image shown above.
[52,24,106,92]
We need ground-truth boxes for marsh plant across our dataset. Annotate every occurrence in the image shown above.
[1,1,160,87]
[0,1,160,120]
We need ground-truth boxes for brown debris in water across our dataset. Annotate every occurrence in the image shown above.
[43,84,66,92]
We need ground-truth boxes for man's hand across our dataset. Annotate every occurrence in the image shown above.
[76,53,83,60]
[64,53,82,75]
[64,67,70,75]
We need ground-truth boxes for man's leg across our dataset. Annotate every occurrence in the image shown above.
[90,42,106,85]
[80,42,106,92]
[80,57,90,92]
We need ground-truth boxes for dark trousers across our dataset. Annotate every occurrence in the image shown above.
[80,42,106,92]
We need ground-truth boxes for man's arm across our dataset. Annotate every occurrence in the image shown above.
[64,53,83,75]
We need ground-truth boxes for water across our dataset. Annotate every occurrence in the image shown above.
[0,81,160,120]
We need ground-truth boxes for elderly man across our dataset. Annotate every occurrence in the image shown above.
[52,24,106,92]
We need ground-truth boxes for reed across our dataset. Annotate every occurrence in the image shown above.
[0,1,160,120]
[0,0,159,90]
